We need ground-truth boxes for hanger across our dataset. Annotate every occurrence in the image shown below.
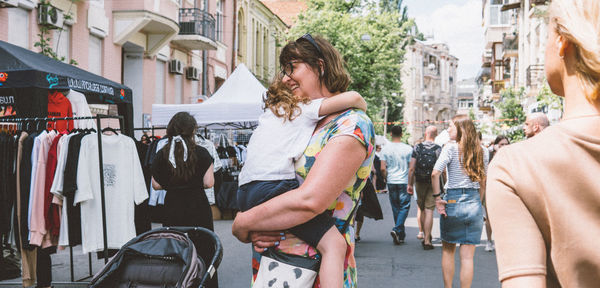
[101,126,118,135]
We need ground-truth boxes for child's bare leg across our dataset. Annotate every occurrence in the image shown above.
[316,226,347,288]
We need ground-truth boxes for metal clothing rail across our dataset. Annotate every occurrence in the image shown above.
[0,114,124,285]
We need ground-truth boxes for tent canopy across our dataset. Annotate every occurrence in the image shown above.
[0,40,131,104]
[152,63,267,129]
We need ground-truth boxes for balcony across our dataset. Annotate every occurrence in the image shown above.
[492,80,506,94]
[171,8,217,51]
[526,64,545,88]
[502,33,518,59]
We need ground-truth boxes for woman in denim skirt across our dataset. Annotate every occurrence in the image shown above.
[431,115,489,288]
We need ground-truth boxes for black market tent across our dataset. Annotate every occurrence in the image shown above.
[0,40,133,134]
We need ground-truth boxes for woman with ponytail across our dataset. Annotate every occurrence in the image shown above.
[151,112,217,287]
[487,0,600,286]
[431,114,488,288]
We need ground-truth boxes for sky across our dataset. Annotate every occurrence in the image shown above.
[403,0,484,81]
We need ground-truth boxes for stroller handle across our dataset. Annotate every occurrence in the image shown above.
[166,226,223,287]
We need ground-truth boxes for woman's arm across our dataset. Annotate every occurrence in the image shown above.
[232,135,367,242]
[502,275,546,288]
[203,163,214,188]
[431,169,447,217]
[319,91,367,116]
[151,177,162,190]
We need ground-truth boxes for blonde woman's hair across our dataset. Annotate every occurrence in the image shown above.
[452,115,485,183]
[550,0,600,102]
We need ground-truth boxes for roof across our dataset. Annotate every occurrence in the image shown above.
[260,0,307,27]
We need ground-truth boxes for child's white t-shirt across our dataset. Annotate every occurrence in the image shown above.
[238,98,324,186]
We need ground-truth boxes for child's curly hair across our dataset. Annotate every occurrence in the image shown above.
[264,77,311,121]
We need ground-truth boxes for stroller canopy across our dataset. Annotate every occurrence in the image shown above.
[0,40,131,104]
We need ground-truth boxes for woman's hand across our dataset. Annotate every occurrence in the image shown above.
[435,197,447,218]
[250,231,287,253]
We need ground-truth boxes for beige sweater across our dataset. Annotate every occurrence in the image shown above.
[487,122,600,287]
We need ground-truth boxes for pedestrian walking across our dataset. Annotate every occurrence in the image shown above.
[482,135,509,253]
[523,112,549,138]
[408,126,441,250]
[380,126,413,245]
[431,115,489,288]
[487,0,600,286]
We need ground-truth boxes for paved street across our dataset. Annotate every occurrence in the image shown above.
[216,193,501,287]
[1,193,500,287]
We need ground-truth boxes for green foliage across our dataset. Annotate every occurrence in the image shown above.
[496,87,527,142]
[34,0,78,65]
[536,81,563,112]
[290,0,416,133]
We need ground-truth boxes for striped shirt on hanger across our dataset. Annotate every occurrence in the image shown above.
[433,142,489,189]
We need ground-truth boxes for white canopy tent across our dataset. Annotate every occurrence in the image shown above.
[151,63,267,129]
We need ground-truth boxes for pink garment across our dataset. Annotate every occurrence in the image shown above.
[29,131,58,248]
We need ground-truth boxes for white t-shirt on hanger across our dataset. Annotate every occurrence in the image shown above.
[74,133,148,254]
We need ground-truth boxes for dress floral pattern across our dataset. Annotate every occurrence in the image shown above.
[251,109,375,288]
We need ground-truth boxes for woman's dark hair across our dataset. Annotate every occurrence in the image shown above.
[264,35,351,121]
[161,112,198,182]
[493,135,510,145]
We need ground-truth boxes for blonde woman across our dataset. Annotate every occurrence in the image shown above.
[431,115,488,288]
[486,0,600,287]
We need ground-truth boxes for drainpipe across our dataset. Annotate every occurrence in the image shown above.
[202,0,209,97]
[232,0,237,70]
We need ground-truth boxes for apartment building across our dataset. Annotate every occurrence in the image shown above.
[235,0,287,85]
[401,40,458,144]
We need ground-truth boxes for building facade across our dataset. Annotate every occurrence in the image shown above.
[401,40,458,144]
[1,0,292,133]
[456,78,478,116]
[235,0,287,85]
[479,0,560,122]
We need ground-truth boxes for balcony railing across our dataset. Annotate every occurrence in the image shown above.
[178,8,216,41]
[526,64,545,87]
[492,80,506,94]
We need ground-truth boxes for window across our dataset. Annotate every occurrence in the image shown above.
[490,0,510,26]
[89,0,104,7]
[54,27,70,63]
[175,74,183,104]
[216,0,224,42]
[7,8,29,49]
[88,35,103,75]
[155,61,166,104]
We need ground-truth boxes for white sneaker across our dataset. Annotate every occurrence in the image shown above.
[485,240,495,252]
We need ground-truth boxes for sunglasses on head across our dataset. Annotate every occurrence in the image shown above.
[296,33,324,57]
[279,34,324,78]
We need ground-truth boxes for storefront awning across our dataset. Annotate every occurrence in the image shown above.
[0,40,132,104]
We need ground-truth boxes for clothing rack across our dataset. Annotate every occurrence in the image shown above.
[0,114,124,285]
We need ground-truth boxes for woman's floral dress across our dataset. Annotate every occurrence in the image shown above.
[251,109,376,288]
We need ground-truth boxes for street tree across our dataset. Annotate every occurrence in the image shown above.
[496,87,527,142]
[289,0,417,134]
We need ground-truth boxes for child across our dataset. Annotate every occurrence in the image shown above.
[237,82,367,287]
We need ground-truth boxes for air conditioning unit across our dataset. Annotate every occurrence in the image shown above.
[38,4,64,28]
[169,59,184,74]
[0,0,19,8]
[186,66,199,80]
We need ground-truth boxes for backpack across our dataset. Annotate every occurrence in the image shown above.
[414,142,441,183]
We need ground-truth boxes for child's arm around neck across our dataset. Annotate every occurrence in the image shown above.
[318,91,367,116]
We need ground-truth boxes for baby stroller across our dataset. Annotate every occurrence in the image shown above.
[88,227,223,288]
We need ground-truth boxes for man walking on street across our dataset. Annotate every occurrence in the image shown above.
[381,126,413,245]
[523,112,549,138]
[408,126,441,250]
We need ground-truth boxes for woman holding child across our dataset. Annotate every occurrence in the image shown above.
[232,34,375,287]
